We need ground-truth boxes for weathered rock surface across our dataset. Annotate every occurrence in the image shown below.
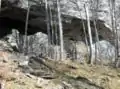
[5,29,116,65]
[65,40,87,62]
[1,0,115,44]
[91,40,115,64]
[1,0,120,65]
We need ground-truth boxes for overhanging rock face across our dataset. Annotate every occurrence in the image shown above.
[0,0,114,44]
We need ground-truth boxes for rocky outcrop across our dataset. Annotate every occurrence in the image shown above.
[6,29,115,65]
[1,0,118,65]
[6,29,67,59]
[91,40,115,64]
[1,0,115,44]
[64,40,87,62]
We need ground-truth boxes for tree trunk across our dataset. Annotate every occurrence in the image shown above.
[0,0,1,11]
[81,19,89,63]
[45,0,51,58]
[94,20,99,64]
[110,0,119,67]
[84,4,94,65]
[57,0,64,60]
[24,6,30,54]
[90,0,99,64]
[49,5,54,45]
[45,0,51,45]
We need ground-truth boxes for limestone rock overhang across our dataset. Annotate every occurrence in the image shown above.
[0,0,114,44]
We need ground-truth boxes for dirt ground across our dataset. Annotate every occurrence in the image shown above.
[0,52,120,89]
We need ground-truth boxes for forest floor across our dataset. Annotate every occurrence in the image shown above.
[0,52,120,89]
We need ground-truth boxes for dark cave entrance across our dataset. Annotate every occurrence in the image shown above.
[0,17,47,39]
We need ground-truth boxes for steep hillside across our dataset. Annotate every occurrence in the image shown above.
[0,49,120,89]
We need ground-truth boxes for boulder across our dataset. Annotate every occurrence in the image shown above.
[6,29,67,59]
[65,40,87,62]
[91,40,115,65]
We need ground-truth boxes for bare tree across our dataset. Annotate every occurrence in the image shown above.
[109,0,117,66]
[84,4,94,65]
[69,0,89,63]
[53,2,59,60]
[90,0,99,64]
[0,0,1,11]
[56,0,64,60]
[45,0,52,58]
[24,5,30,55]
[45,0,51,45]
[111,0,120,67]
[49,5,54,45]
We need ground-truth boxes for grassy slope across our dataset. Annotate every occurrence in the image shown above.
[0,53,120,89]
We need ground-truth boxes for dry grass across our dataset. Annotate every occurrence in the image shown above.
[0,51,120,89]
[0,52,39,89]
[45,59,120,89]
